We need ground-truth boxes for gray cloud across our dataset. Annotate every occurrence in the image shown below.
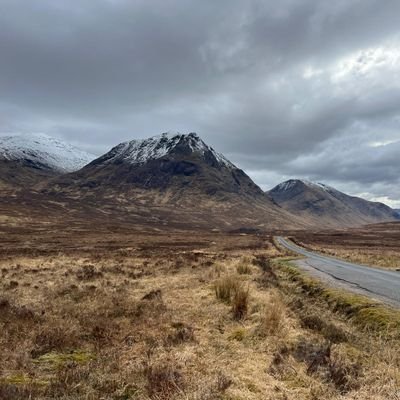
[1,0,400,205]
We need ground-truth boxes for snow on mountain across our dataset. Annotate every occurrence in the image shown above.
[268,178,399,227]
[0,133,96,172]
[273,179,335,193]
[102,131,235,168]
[273,180,298,192]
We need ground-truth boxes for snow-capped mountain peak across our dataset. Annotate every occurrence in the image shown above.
[102,132,235,168]
[272,179,335,193]
[0,133,96,172]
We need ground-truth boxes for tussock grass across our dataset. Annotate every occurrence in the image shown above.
[214,275,240,303]
[236,263,252,275]
[214,274,249,320]
[257,291,286,337]
[232,284,249,320]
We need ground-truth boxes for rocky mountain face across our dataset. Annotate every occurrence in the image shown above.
[56,132,262,197]
[46,132,307,230]
[0,133,96,189]
[268,179,399,228]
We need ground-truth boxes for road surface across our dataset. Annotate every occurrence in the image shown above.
[276,236,400,308]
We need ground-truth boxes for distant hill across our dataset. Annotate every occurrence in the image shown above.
[268,179,399,228]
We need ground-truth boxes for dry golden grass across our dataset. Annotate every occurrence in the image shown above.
[292,224,400,270]
[309,246,400,270]
[1,223,400,399]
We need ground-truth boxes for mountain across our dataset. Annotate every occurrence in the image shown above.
[0,133,96,189]
[268,179,399,227]
[0,133,95,172]
[46,132,307,230]
[61,132,261,197]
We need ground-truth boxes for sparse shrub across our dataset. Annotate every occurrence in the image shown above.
[6,280,19,290]
[323,323,348,344]
[300,313,325,331]
[253,255,277,287]
[202,260,214,267]
[142,289,162,301]
[174,257,185,270]
[292,338,361,393]
[0,296,10,310]
[0,381,43,400]
[166,322,195,345]
[268,344,293,379]
[133,289,166,319]
[252,255,271,272]
[0,297,36,322]
[232,285,249,320]
[214,372,232,392]
[89,318,119,343]
[300,313,348,343]
[145,361,185,399]
[194,372,232,399]
[294,339,331,375]
[76,265,103,281]
[328,348,362,393]
[31,321,80,357]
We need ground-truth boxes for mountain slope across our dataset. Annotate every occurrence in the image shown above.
[47,132,307,230]
[0,133,96,189]
[268,179,399,227]
[0,133,95,173]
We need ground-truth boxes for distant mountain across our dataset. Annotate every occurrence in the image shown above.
[268,179,399,227]
[0,133,95,172]
[47,132,307,230]
[0,133,96,189]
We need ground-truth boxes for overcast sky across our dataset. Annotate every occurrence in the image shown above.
[1,0,400,206]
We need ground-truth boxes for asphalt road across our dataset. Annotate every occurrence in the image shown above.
[276,236,400,308]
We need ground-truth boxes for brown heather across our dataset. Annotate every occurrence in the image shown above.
[0,219,400,399]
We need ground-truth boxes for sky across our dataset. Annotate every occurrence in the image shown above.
[1,0,400,207]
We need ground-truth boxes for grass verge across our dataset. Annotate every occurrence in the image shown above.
[274,258,400,337]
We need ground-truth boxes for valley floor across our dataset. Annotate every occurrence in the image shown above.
[292,223,400,270]
[1,221,400,399]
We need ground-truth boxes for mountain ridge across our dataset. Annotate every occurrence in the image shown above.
[268,179,399,227]
[44,132,309,230]
[0,133,96,172]
[0,133,96,190]
[0,132,398,230]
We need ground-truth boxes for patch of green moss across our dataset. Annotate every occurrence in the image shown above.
[1,374,49,386]
[33,350,93,367]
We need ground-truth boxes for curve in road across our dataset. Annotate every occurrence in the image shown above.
[276,236,400,308]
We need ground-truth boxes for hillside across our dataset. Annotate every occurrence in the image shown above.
[0,133,95,189]
[44,132,307,230]
[268,179,399,228]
